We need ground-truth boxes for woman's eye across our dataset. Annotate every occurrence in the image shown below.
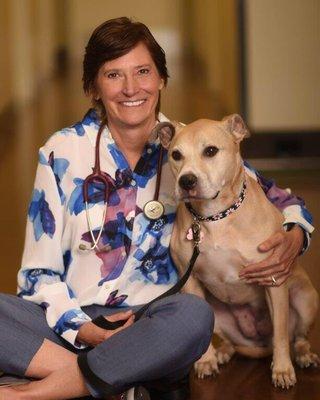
[138,68,150,75]
[106,72,118,79]
[171,150,182,161]
[203,146,219,157]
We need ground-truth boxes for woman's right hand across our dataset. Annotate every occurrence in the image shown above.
[76,310,135,347]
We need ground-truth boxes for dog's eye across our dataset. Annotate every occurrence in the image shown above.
[171,150,182,161]
[203,146,219,157]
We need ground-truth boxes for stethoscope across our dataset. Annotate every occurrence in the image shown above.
[77,120,201,330]
[79,121,166,252]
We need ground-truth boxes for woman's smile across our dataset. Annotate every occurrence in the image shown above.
[120,99,146,106]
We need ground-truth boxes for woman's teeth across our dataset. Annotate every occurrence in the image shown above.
[122,100,146,107]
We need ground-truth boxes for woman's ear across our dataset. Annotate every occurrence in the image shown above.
[159,79,165,91]
[90,83,100,101]
[93,89,100,101]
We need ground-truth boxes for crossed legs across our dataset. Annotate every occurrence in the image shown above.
[0,293,214,399]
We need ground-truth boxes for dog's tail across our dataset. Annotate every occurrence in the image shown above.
[235,345,272,358]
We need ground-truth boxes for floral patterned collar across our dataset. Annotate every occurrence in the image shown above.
[185,180,247,223]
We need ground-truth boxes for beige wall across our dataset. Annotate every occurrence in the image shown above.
[186,0,241,117]
[246,0,320,130]
[32,0,56,85]
[0,0,13,111]
[0,0,59,112]
[65,0,185,80]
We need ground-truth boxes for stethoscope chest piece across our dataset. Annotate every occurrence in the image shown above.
[143,200,164,220]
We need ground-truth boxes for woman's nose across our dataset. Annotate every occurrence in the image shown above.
[122,76,139,96]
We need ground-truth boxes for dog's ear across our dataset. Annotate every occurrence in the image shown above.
[222,114,250,143]
[153,122,176,149]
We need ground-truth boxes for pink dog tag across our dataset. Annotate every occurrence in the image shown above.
[186,228,204,243]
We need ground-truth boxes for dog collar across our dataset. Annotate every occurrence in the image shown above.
[185,180,247,223]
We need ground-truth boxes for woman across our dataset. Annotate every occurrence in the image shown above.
[0,17,313,400]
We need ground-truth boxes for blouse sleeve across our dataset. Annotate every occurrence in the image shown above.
[17,147,91,349]
[244,161,314,253]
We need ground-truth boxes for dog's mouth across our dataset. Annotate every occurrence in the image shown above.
[181,190,220,201]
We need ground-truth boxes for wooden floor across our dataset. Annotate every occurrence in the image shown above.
[0,74,319,398]
[190,355,320,400]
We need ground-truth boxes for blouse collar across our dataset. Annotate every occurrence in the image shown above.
[83,108,170,147]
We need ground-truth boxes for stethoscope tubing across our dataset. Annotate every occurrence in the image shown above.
[79,120,199,330]
[79,121,167,251]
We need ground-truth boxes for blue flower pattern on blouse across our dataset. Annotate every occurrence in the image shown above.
[134,145,166,189]
[105,290,128,307]
[39,151,69,205]
[53,309,89,335]
[70,108,100,136]
[135,241,174,284]
[62,250,72,277]
[18,268,60,297]
[48,152,69,205]
[28,189,56,241]
[68,173,124,215]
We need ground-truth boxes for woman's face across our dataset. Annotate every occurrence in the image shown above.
[95,42,164,130]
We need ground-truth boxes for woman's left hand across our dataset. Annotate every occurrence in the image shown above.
[238,225,304,286]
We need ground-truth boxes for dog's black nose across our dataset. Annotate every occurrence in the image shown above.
[179,174,198,190]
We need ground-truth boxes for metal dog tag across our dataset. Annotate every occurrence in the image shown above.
[143,200,165,220]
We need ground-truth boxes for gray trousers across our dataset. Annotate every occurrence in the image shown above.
[0,293,213,398]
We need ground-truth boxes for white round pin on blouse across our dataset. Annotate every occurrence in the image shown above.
[143,200,164,220]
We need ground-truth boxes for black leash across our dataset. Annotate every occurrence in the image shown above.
[92,228,201,330]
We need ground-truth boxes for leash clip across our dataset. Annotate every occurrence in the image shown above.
[191,220,202,245]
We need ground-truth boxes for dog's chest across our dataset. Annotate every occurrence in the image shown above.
[171,205,270,305]
[194,244,260,304]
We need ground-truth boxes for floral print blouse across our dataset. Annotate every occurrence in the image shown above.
[18,109,314,348]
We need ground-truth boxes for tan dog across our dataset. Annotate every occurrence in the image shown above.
[156,115,319,388]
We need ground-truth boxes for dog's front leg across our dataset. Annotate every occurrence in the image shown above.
[181,276,219,378]
[266,286,296,388]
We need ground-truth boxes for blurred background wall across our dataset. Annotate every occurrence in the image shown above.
[0,0,243,120]
[0,0,319,302]
[245,0,320,131]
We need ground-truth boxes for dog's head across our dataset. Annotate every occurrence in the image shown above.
[154,114,250,201]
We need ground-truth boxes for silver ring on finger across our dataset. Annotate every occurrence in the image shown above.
[271,275,277,286]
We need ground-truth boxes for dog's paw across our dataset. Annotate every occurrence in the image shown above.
[216,342,235,365]
[194,357,219,379]
[194,345,219,378]
[271,362,296,389]
[296,352,320,368]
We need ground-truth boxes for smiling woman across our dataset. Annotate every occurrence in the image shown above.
[83,18,167,170]
[0,16,213,400]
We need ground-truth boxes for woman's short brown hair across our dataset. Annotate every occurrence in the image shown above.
[83,17,169,119]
